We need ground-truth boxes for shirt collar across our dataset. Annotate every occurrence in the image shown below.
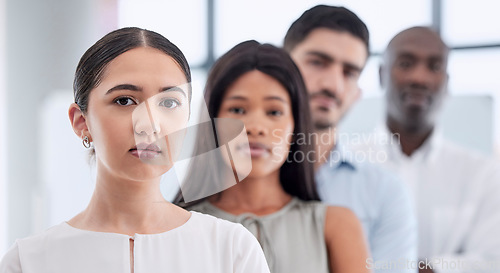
[324,139,358,171]
[377,124,443,163]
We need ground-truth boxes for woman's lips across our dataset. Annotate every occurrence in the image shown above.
[129,150,161,159]
[130,143,162,159]
[247,142,270,158]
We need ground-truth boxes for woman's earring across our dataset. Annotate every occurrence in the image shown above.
[82,136,91,148]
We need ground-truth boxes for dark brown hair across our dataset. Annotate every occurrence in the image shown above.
[284,5,370,55]
[73,27,191,114]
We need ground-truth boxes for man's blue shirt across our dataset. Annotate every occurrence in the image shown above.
[316,143,417,273]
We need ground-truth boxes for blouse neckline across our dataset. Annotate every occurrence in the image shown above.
[203,197,300,221]
[61,211,195,238]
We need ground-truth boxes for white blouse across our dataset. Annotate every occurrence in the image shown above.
[0,211,270,273]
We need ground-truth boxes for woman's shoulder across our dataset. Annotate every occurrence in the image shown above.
[0,242,21,273]
[324,206,359,226]
[324,205,363,239]
[14,223,70,249]
[0,223,69,273]
[323,206,370,272]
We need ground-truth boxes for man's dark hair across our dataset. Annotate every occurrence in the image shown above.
[283,5,370,54]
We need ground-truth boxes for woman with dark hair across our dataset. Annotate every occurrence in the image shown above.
[174,40,370,273]
[0,28,269,273]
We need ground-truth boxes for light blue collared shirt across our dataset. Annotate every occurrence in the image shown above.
[316,143,417,273]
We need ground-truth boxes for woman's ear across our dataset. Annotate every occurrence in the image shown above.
[68,103,90,140]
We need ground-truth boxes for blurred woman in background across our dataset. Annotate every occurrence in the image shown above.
[175,40,370,273]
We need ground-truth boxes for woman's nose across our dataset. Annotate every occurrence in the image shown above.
[245,116,268,137]
[132,100,161,136]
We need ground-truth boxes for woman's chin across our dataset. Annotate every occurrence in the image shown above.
[121,164,172,183]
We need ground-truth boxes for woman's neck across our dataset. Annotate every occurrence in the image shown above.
[68,166,189,235]
[209,170,292,216]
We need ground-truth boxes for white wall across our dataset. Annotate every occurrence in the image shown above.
[0,0,7,256]
[5,0,117,247]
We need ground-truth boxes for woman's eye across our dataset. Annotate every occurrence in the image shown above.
[114,97,135,106]
[159,98,180,109]
[268,110,283,117]
[229,107,245,114]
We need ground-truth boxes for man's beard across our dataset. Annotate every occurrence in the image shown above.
[309,89,339,131]
[314,118,335,131]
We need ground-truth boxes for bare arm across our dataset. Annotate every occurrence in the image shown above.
[324,206,371,273]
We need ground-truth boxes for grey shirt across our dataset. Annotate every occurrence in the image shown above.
[188,198,329,273]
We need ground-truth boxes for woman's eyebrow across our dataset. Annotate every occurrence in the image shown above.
[264,96,287,103]
[226,95,247,101]
[161,86,187,98]
[225,96,288,103]
[105,84,187,98]
[106,84,141,94]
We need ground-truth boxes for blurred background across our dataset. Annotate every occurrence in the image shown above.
[1,0,499,255]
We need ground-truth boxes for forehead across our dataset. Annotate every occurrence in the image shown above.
[292,28,368,66]
[389,30,448,60]
[102,47,187,84]
[224,70,290,101]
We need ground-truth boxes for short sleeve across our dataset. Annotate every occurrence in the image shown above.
[0,242,23,273]
[232,224,270,273]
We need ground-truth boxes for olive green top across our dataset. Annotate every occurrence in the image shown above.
[189,198,329,273]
